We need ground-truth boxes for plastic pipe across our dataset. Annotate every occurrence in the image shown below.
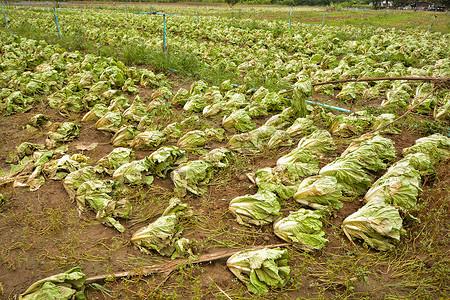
[288,6,292,30]
[305,100,352,113]
[2,4,8,30]
[53,8,62,39]
[321,11,326,26]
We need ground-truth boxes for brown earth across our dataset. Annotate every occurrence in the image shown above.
[0,81,448,299]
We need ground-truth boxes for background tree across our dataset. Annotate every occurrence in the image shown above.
[226,0,241,7]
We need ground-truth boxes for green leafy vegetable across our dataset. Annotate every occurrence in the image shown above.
[111,125,140,147]
[276,148,319,178]
[96,147,136,175]
[112,158,154,185]
[200,148,235,168]
[402,133,450,164]
[229,190,281,226]
[222,109,256,132]
[227,125,276,154]
[19,267,86,300]
[319,158,371,196]
[342,198,403,251]
[130,130,166,150]
[131,198,187,256]
[147,146,188,178]
[297,130,336,155]
[286,118,318,138]
[273,209,328,251]
[294,175,343,210]
[47,122,81,143]
[76,179,131,232]
[171,160,214,196]
[177,130,207,154]
[226,248,290,295]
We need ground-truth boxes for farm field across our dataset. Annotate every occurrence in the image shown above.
[0,2,449,299]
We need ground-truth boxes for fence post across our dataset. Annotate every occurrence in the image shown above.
[2,3,8,30]
[427,15,437,33]
[322,10,326,26]
[53,7,62,39]
[197,6,199,23]
[163,14,166,55]
[289,6,292,30]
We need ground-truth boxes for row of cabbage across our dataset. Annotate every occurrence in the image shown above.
[343,133,450,251]
[2,8,450,118]
[0,31,169,117]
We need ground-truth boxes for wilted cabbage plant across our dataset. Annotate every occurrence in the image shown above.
[111,125,140,147]
[276,148,319,178]
[226,248,290,295]
[130,130,166,150]
[177,130,207,154]
[19,267,86,300]
[294,175,343,210]
[286,117,318,138]
[76,179,132,232]
[171,160,214,196]
[222,109,256,132]
[131,198,189,257]
[227,125,276,154]
[147,146,188,178]
[113,158,154,185]
[297,130,336,155]
[95,111,123,133]
[47,122,81,143]
[200,148,234,168]
[229,190,281,226]
[63,166,104,199]
[402,133,450,164]
[342,198,403,251]
[96,147,136,175]
[254,167,300,200]
[319,158,371,196]
[273,209,328,251]
[340,134,396,172]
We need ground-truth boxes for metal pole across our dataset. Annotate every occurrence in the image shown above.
[2,4,8,30]
[289,6,292,30]
[53,8,62,39]
[322,10,326,26]
[427,15,437,33]
[163,14,166,55]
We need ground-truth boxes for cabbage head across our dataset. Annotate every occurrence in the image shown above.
[273,209,328,251]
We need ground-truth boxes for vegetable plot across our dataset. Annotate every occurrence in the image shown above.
[0,7,449,299]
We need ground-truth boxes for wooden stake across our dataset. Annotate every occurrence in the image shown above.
[85,243,290,284]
